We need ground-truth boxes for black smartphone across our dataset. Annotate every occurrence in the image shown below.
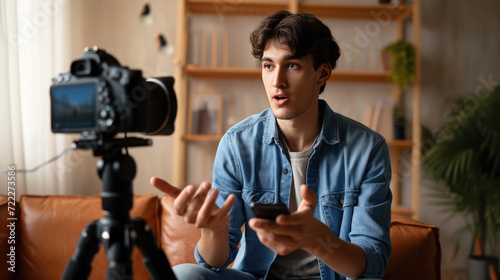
[250,203,290,220]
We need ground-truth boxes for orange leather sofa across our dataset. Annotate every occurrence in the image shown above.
[0,194,441,280]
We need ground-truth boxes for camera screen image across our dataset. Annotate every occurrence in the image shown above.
[51,82,97,131]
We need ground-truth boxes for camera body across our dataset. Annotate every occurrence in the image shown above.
[50,47,176,135]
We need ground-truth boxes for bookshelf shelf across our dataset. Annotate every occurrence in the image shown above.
[300,3,412,20]
[186,1,412,21]
[187,0,288,16]
[387,139,413,149]
[186,65,392,82]
[183,134,223,141]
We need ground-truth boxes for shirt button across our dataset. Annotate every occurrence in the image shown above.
[339,197,344,206]
[283,169,288,175]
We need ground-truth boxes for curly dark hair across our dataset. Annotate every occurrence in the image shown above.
[250,11,341,93]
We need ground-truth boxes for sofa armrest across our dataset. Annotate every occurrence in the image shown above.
[384,214,441,280]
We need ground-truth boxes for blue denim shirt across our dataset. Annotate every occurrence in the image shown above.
[195,100,392,280]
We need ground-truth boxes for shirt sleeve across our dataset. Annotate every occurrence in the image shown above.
[349,138,393,278]
[194,132,245,271]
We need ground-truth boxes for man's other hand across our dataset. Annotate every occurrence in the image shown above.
[150,177,235,231]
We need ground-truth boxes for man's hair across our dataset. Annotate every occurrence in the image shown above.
[250,10,341,94]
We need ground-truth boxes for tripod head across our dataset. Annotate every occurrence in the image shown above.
[74,132,152,156]
[74,132,151,220]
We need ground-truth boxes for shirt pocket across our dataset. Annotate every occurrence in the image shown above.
[320,190,359,236]
[242,187,276,206]
[242,187,276,242]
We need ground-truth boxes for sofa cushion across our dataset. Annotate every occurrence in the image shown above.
[17,194,160,280]
[384,213,441,280]
[160,195,201,267]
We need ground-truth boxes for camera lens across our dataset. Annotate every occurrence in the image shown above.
[142,77,177,135]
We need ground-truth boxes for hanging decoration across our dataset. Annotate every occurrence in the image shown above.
[139,1,172,53]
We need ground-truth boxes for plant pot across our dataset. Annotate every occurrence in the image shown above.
[468,255,499,280]
[393,116,405,140]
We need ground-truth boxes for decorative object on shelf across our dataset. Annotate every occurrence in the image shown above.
[194,31,229,68]
[422,85,500,280]
[384,39,415,139]
[362,102,393,141]
[187,93,223,136]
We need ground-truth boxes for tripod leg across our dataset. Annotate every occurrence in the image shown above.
[132,218,177,280]
[99,217,134,280]
[61,221,101,280]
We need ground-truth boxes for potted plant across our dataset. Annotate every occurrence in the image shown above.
[422,85,500,279]
[384,39,416,139]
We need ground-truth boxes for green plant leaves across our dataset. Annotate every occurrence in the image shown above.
[422,84,500,256]
[384,40,416,96]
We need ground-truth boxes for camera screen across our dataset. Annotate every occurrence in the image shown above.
[51,82,97,131]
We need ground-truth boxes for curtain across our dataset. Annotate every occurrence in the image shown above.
[0,0,99,196]
[1,0,26,195]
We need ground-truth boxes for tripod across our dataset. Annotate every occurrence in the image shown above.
[61,134,177,280]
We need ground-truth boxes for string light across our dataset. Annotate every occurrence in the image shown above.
[156,33,167,49]
[140,2,150,17]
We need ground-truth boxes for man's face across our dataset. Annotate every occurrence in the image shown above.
[261,40,325,122]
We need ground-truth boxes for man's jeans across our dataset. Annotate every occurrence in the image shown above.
[173,263,382,280]
[173,263,259,280]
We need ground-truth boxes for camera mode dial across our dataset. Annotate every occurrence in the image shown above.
[106,68,130,86]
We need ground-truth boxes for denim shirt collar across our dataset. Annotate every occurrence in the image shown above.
[262,99,340,146]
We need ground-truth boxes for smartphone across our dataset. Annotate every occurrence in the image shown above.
[250,203,290,220]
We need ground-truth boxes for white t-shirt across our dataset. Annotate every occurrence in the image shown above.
[267,136,320,280]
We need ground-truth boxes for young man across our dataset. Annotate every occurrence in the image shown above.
[152,11,392,280]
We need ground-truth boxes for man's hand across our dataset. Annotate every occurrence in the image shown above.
[248,184,323,255]
[249,184,367,278]
[151,176,236,267]
[150,177,235,231]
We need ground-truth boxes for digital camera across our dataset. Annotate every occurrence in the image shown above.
[50,47,176,135]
